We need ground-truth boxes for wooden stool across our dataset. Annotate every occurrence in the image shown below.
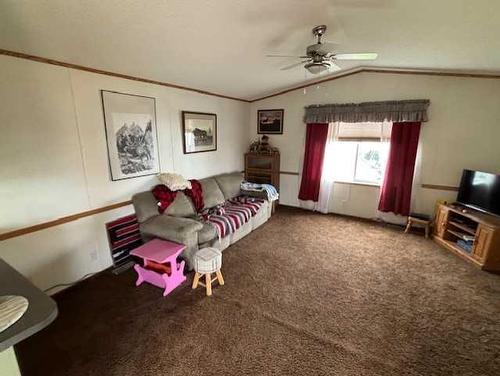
[192,247,224,296]
[405,213,432,238]
[192,270,224,296]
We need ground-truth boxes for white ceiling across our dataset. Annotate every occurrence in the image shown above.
[1,0,500,100]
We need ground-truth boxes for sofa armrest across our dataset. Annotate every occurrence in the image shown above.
[139,215,203,244]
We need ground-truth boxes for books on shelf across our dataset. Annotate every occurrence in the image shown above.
[457,239,473,253]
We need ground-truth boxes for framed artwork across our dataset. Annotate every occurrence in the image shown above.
[101,90,160,181]
[182,111,217,154]
[257,109,284,134]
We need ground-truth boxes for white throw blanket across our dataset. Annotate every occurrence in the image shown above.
[157,172,192,191]
[240,181,279,201]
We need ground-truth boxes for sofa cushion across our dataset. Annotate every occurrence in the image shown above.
[132,191,159,223]
[200,178,225,209]
[230,219,252,244]
[140,215,203,242]
[164,192,196,217]
[198,223,217,244]
[215,172,244,199]
[251,200,270,230]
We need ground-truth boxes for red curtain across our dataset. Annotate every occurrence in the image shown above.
[378,122,421,216]
[298,123,329,201]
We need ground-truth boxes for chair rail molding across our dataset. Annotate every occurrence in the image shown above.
[0,201,133,241]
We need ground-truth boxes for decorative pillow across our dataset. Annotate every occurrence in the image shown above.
[157,173,192,191]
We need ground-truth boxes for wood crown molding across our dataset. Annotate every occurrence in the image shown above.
[249,66,500,102]
[2,49,500,104]
[0,200,132,241]
[0,49,250,103]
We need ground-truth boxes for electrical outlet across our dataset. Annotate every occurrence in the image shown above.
[90,250,98,262]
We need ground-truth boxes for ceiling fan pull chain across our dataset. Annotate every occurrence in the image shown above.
[303,69,307,95]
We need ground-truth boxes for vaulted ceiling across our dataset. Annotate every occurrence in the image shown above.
[1,0,500,100]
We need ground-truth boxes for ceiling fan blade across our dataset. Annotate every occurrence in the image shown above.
[280,61,309,71]
[266,54,307,58]
[329,62,342,71]
[334,53,378,60]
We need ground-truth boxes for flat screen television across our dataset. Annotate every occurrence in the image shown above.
[457,169,500,216]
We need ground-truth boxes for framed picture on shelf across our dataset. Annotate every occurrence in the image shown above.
[257,109,284,134]
[182,111,217,154]
[101,90,160,181]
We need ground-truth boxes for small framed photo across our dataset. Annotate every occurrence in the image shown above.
[257,109,284,134]
[182,111,217,154]
[101,90,160,181]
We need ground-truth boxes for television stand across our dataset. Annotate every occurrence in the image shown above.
[433,203,500,272]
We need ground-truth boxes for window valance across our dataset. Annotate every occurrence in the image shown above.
[304,99,430,124]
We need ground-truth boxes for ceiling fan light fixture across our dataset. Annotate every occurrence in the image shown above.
[305,62,329,74]
[268,25,378,75]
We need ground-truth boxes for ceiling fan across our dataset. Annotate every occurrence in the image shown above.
[267,25,378,74]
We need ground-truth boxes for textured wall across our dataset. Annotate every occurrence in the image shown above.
[249,72,500,221]
[0,55,248,291]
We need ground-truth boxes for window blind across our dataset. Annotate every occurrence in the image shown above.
[336,122,392,141]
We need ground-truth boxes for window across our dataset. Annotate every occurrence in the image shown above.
[329,122,391,186]
[354,141,388,183]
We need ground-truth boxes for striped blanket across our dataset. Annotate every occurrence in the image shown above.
[199,196,265,240]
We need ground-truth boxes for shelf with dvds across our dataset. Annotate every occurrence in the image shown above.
[433,203,500,272]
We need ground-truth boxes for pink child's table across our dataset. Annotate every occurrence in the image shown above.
[130,239,186,296]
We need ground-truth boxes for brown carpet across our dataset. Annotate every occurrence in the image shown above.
[16,206,500,375]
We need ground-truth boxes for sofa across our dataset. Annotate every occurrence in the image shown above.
[131,172,272,270]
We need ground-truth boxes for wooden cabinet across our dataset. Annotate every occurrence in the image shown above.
[434,206,449,238]
[244,152,280,190]
[432,203,500,272]
[473,226,494,262]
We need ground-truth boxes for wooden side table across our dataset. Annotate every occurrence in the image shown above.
[130,239,186,296]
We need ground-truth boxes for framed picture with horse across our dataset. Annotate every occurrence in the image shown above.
[181,111,217,154]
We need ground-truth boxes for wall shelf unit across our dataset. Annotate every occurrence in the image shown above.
[244,152,280,212]
[244,152,280,189]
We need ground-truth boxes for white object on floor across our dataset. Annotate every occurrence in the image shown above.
[194,247,222,274]
[157,172,192,191]
[192,247,224,296]
[0,295,29,333]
